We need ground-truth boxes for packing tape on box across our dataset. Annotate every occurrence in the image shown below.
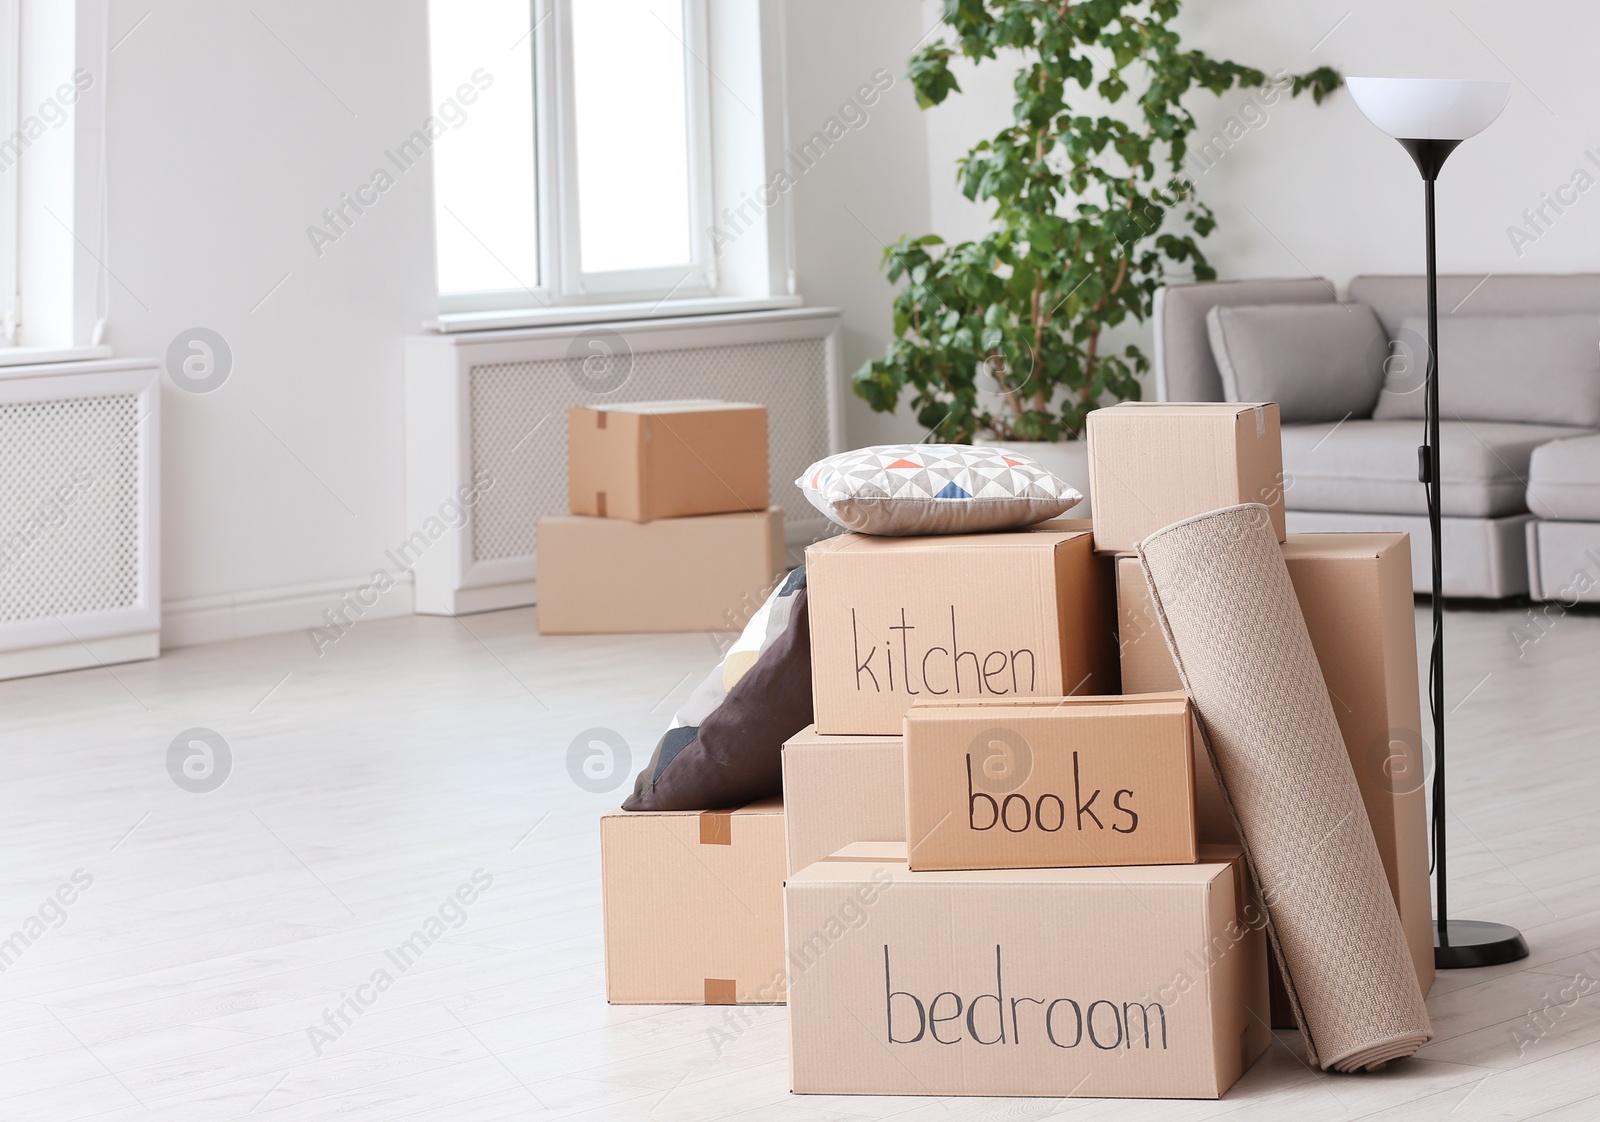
[1137,503,1431,1074]
[703,978,737,1004]
[698,811,733,845]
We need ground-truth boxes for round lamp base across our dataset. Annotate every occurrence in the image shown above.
[1434,919,1529,970]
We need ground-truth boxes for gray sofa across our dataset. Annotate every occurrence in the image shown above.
[1153,274,1600,600]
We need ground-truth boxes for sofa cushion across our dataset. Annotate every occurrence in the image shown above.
[1372,314,1600,427]
[1528,433,1600,521]
[1206,303,1386,423]
[1155,277,1336,402]
[1282,420,1592,517]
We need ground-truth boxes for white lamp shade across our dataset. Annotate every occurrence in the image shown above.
[1346,77,1511,140]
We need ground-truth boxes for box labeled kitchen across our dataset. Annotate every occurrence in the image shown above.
[1087,402,1286,553]
[567,400,769,522]
[805,526,1118,735]
[787,842,1270,1098]
[903,693,1197,872]
[601,798,786,1004]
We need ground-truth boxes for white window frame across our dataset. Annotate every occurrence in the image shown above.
[0,0,110,364]
[434,0,783,323]
[1,0,23,344]
[550,0,715,302]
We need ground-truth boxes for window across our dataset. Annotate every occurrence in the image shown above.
[0,0,107,360]
[428,0,724,316]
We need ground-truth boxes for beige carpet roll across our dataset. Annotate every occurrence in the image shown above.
[1137,503,1431,1073]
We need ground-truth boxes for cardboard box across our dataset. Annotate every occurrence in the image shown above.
[537,508,785,634]
[782,725,904,876]
[903,694,1197,872]
[787,842,1270,1098]
[1116,533,1433,997]
[601,798,787,1004]
[1116,556,1184,694]
[805,526,1118,735]
[1086,402,1286,553]
[567,400,768,521]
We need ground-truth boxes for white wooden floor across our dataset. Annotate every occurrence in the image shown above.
[2,601,1598,1121]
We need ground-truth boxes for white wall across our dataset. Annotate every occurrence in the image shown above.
[106,0,437,643]
[98,0,932,643]
[783,0,933,449]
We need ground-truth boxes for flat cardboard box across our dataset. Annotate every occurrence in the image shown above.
[782,725,904,876]
[805,525,1118,735]
[903,694,1197,872]
[1116,533,1434,997]
[537,508,785,634]
[1087,402,1286,553]
[568,400,769,522]
[787,842,1270,1098]
[601,798,787,1004]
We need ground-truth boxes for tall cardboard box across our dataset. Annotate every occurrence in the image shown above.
[903,694,1197,871]
[1116,556,1183,694]
[787,842,1270,1098]
[1116,533,1434,997]
[782,726,904,876]
[601,799,787,1004]
[805,526,1117,735]
[1087,402,1286,553]
[537,509,785,634]
[567,400,769,521]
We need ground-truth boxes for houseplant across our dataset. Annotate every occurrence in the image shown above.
[853,1,1340,505]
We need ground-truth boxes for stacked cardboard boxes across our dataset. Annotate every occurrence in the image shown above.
[600,399,1434,1100]
[786,502,1269,1098]
[577,403,792,1007]
[538,400,785,634]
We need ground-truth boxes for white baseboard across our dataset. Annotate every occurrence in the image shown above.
[0,632,159,681]
[162,572,416,649]
[159,518,824,642]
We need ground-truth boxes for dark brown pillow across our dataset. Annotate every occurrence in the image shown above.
[624,582,811,812]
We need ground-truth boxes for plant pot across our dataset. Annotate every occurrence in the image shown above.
[974,436,1090,518]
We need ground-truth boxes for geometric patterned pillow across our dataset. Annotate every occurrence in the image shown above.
[796,443,1081,536]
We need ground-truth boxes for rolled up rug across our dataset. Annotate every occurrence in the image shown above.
[1137,503,1431,1073]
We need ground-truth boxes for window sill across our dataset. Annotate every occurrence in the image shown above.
[0,345,114,369]
[427,294,804,335]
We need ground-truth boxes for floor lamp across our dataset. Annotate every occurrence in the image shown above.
[1346,77,1529,969]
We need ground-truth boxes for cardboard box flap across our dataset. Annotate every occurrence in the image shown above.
[617,796,783,822]
[588,400,762,414]
[907,691,1187,716]
[1108,401,1274,417]
[793,843,1233,888]
[1281,532,1406,562]
[805,528,1090,557]
[826,840,908,862]
[783,727,902,751]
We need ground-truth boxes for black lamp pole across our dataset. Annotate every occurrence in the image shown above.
[1398,137,1529,970]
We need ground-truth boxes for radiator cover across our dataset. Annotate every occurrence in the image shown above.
[405,308,842,616]
[0,359,161,677]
